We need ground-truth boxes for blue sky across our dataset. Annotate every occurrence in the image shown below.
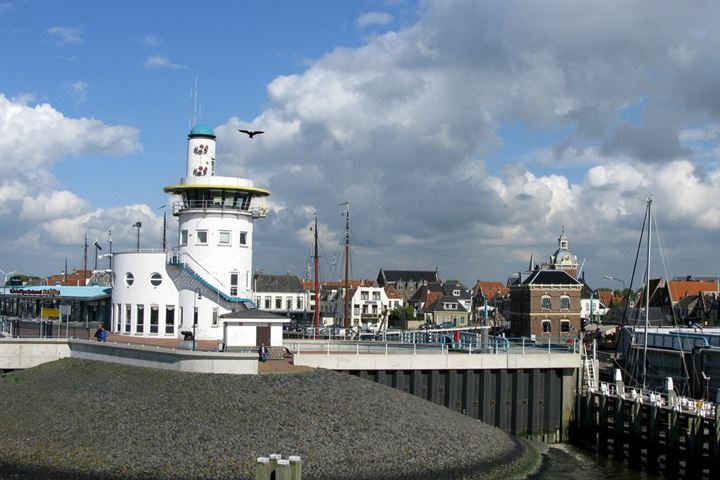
[0,0,718,289]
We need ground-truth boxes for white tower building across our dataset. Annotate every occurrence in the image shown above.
[111,124,271,344]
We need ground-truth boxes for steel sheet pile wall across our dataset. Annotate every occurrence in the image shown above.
[344,368,573,443]
[579,391,719,475]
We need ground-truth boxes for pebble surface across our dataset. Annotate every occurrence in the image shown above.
[0,359,539,480]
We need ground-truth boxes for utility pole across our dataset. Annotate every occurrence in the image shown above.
[313,214,320,338]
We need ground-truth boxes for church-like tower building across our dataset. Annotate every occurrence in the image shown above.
[111,124,273,345]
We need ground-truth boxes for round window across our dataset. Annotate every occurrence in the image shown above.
[125,272,134,286]
[150,272,163,287]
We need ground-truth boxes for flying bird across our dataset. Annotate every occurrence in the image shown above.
[238,129,264,138]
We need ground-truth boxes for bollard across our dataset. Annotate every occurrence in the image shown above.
[275,459,291,480]
[255,457,271,480]
[288,455,302,480]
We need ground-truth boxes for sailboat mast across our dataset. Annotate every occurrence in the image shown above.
[642,198,652,390]
[343,203,350,329]
[313,215,320,338]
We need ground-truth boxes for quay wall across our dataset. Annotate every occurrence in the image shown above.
[0,338,257,374]
[577,389,720,475]
[293,350,581,443]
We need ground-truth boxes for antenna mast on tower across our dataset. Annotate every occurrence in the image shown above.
[189,77,201,129]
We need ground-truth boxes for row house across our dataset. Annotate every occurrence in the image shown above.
[376,269,440,300]
[332,285,405,328]
[423,295,470,327]
[253,273,308,322]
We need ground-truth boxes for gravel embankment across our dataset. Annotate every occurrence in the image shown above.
[0,359,540,480]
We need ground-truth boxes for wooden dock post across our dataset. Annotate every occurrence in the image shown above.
[254,454,302,480]
[255,457,271,480]
[289,455,302,480]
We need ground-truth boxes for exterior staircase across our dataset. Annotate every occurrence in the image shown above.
[167,251,255,308]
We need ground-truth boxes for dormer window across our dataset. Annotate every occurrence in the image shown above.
[453,289,460,296]
[444,302,457,310]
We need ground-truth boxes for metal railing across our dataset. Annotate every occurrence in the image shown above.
[171,200,268,218]
[597,381,717,418]
[288,326,580,354]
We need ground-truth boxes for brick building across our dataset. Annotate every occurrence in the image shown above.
[509,269,582,337]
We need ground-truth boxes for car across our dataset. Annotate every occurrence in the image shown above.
[437,322,455,330]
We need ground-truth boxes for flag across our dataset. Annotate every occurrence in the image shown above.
[94,240,102,251]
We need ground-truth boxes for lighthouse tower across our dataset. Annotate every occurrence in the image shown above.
[111,123,275,345]
[162,124,270,339]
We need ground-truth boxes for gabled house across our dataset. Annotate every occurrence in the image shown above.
[376,269,440,300]
[441,281,472,313]
[422,295,470,327]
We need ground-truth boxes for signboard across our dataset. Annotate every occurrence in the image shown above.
[59,305,71,316]
[41,307,60,319]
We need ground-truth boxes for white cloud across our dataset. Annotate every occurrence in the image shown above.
[65,80,89,104]
[139,35,161,46]
[0,94,148,273]
[357,11,393,27]
[47,26,83,45]
[144,55,184,70]
[20,190,89,221]
[215,0,719,286]
[0,93,141,171]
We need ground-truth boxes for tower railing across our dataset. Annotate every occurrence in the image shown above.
[171,200,267,218]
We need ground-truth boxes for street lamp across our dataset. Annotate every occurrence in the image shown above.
[192,287,202,351]
[603,275,626,295]
[133,222,142,251]
[0,268,17,320]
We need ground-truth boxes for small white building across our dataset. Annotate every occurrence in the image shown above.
[581,298,609,321]
[335,286,405,328]
[111,124,287,347]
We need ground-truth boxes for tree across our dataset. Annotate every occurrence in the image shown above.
[388,305,415,326]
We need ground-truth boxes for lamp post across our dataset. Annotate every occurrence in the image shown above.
[133,222,142,251]
[192,287,202,351]
[603,275,625,296]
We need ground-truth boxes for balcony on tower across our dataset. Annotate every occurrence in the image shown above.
[164,175,270,217]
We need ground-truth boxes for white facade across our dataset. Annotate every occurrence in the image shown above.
[110,124,280,345]
[581,298,609,320]
[333,286,405,327]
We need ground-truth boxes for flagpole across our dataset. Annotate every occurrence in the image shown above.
[83,231,88,286]
[108,230,113,271]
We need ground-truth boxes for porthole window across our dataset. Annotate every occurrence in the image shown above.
[150,272,163,287]
[125,273,134,286]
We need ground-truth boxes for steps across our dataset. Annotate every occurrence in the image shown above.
[168,254,255,308]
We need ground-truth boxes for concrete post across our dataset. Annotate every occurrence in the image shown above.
[289,455,302,480]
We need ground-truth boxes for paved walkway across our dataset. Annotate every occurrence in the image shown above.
[103,332,311,374]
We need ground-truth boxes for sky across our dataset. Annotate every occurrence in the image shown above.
[0,0,718,290]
